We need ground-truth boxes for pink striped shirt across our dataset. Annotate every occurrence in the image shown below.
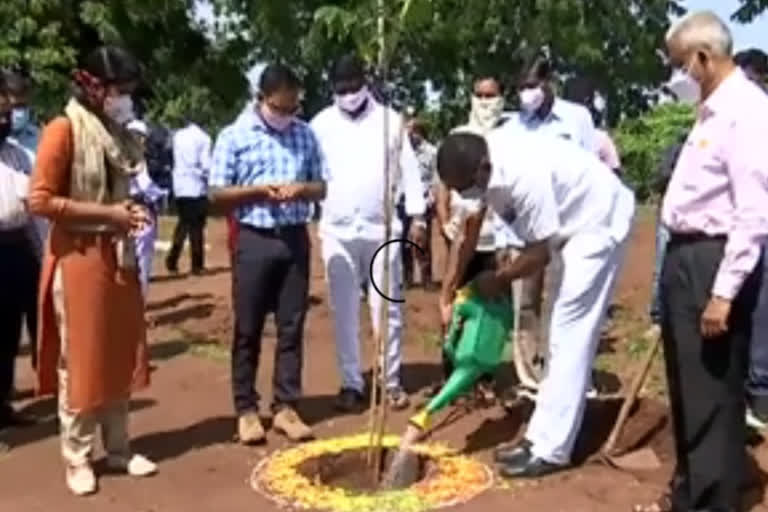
[661,68,768,300]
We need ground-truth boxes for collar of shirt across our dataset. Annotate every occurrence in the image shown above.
[239,103,300,135]
[522,97,567,125]
[700,68,748,119]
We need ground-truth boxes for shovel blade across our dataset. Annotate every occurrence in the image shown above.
[603,448,661,471]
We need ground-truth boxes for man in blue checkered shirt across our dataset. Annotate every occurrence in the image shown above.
[209,64,328,446]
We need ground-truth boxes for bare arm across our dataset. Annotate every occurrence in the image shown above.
[436,182,451,231]
[441,207,484,304]
[495,240,551,286]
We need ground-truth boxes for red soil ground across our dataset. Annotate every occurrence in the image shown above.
[2,213,767,512]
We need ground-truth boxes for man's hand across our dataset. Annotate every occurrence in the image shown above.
[700,296,731,339]
[439,294,454,334]
[474,270,508,300]
[269,184,304,201]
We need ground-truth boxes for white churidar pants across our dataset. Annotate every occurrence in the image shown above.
[321,233,403,393]
[53,268,130,467]
[525,229,629,465]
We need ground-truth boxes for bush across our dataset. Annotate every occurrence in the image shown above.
[613,103,695,201]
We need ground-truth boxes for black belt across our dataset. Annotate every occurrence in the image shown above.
[239,223,306,237]
[669,231,727,244]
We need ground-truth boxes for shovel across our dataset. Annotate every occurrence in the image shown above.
[597,332,662,472]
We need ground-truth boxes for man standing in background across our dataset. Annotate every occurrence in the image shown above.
[166,117,211,276]
[731,47,768,430]
[437,72,513,404]
[0,74,41,372]
[0,81,38,433]
[311,55,426,413]
[402,117,437,289]
[506,56,600,397]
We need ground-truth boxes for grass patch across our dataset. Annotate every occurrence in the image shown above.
[151,328,229,362]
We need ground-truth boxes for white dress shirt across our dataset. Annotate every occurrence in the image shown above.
[465,131,634,248]
[172,123,212,198]
[311,100,426,241]
[508,97,599,154]
[0,161,29,231]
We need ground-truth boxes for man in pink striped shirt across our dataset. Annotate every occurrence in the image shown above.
[637,10,768,512]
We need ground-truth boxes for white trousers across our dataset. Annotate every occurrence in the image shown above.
[525,230,628,464]
[134,220,157,300]
[321,234,403,393]
[53,268,130,467]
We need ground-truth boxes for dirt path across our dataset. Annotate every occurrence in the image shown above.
[2,214,767,512]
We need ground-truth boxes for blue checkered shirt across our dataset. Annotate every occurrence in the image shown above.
[210,106,329,228]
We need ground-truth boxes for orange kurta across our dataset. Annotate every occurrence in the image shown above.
[29,117,149,413]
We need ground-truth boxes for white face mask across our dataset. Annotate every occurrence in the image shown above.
[104,94,136,125]
[470,95,504,132]
[335,85,369,113]
[667,67,701,105]
[518,86,546,113]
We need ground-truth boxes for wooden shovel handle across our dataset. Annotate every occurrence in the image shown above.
[602,334,661,455]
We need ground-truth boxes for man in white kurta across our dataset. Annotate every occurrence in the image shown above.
[311,55,427,412]
[436,130,634,477]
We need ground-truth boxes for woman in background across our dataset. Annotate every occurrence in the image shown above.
[28,46,156,497]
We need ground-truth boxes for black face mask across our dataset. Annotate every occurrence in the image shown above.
[0,114,11,143]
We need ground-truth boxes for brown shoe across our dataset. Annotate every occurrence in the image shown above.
[273,407,313,442]
[237,412,266,445]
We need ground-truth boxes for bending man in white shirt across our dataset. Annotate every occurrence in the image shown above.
[311,54,427,413]
[436,130,634,478]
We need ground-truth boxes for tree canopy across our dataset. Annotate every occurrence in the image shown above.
[5,0,762,135]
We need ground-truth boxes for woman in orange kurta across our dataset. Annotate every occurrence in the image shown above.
[28,46,156,496]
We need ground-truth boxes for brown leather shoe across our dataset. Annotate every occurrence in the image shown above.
[273,407,313,442]
[237,412,266,445]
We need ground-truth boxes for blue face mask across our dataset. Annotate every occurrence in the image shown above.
[11,107,31,133]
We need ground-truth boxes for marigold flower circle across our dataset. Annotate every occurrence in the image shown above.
[251,433,494,512]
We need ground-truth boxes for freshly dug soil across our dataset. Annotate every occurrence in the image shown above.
[297,448,430,493]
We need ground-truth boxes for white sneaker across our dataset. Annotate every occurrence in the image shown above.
[66,464,97,496]
[106,454,157,477]
[747,408,768,431]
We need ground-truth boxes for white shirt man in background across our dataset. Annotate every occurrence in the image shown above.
[435,72,513,404]
[311,54,427,413]
[166,118,212,275]
[437,130,634,478]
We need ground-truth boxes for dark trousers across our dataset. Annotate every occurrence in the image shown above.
[661,234,759,512]
[167,197,207,271]
[747,241,768,413]
[398,199,433,285]
[231,224,310,415]
[442,240,497,380]
[0,229,39,420]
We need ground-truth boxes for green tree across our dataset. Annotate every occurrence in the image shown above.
[613,102,694,201]
[1,0,250,131]
[732,0,768,22]
[212,0,684,134]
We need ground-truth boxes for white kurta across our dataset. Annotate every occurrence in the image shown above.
[477,130,635,464]
[311,100,426,392]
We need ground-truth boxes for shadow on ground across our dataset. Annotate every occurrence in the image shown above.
[3,398,156,450]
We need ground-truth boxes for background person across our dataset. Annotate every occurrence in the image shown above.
[311,54,426,412]
[166,116,211,275]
